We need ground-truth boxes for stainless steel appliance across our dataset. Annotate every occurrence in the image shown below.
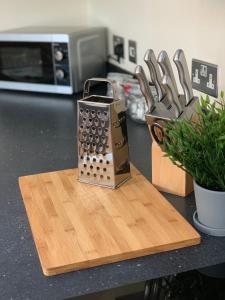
[77,78,130,189]
[0,26,107,94]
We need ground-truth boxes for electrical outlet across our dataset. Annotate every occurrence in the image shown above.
[128,40,137,64]
[192,59,218,97]
[113,35,124,62]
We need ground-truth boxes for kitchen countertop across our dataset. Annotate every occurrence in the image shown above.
[0,90,225,300]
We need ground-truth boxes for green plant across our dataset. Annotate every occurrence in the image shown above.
[163,91,225,191]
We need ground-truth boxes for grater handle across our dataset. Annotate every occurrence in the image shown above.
[83,78,119,101]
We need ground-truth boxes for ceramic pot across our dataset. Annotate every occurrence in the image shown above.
[193,181,225,236]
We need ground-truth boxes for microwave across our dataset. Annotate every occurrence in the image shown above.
[0,26,107,94]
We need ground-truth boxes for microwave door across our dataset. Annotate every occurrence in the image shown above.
[0,42,54,85]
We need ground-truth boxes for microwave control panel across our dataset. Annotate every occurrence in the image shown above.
[53,43,71,86]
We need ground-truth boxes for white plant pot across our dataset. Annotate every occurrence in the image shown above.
[193,180,225,236]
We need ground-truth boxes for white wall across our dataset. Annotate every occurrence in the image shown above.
[88,0,225,95]
[1,0,224,94]
[0,0,88,31]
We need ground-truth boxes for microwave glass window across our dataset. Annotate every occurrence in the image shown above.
[1,48,43,78]
[0,42,54,84]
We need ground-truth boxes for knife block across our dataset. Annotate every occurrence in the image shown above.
[151,141,193,197]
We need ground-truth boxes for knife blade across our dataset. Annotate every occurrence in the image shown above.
[158,50,179,97]
[162,75,183,119]
[173,49,194,106]
[135,65,155,112]
[144,49,166,101]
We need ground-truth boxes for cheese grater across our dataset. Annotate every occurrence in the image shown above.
[77,78,131,188]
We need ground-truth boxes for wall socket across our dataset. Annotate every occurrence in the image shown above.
[192,59,218,97]
[113,35,124,61]
[128,40,137,64]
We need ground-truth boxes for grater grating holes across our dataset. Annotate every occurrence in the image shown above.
[88,118,92,126]
[98,143,103,152]
[79,103,117,185]
[98,127,102,135]
[94,118,99,126]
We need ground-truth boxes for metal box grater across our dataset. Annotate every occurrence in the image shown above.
[77,78,131,188]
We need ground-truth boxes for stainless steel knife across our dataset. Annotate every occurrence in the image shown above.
[144,49,166,101]
[162,75,183,119]
[173,49,194,106]
[158,50,179,96]
[135,65,155,112]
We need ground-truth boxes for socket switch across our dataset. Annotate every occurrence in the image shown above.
[128,40,137,64]
[113,35,124,61]
[192,59,218,97]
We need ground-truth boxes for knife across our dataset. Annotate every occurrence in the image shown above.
[158,50,179,97]
[162,75,183,119]
[135,65,155,113]
[144,49,166,101]
[173,49,194,106]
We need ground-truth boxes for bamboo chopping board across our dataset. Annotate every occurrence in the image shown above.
[19,165,200,276]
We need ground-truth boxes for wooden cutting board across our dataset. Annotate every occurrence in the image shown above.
[19,165,200,276]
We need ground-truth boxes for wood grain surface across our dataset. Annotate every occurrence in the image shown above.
[152,142,194,196]
[19,165,200,276]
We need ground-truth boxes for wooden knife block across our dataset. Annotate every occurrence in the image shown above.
[152,142,193,197]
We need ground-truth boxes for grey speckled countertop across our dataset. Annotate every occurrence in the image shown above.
[0,90,225,300]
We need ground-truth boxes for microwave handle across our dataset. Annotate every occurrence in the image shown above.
[83,78,119,101]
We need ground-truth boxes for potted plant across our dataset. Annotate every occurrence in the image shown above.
[163,92,225,236]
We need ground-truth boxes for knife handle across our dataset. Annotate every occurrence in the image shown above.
[135,65,155,113]
[144,49,166,101]
[173,49,194,105]
[158,50,179,96]
[162,75,183,119]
